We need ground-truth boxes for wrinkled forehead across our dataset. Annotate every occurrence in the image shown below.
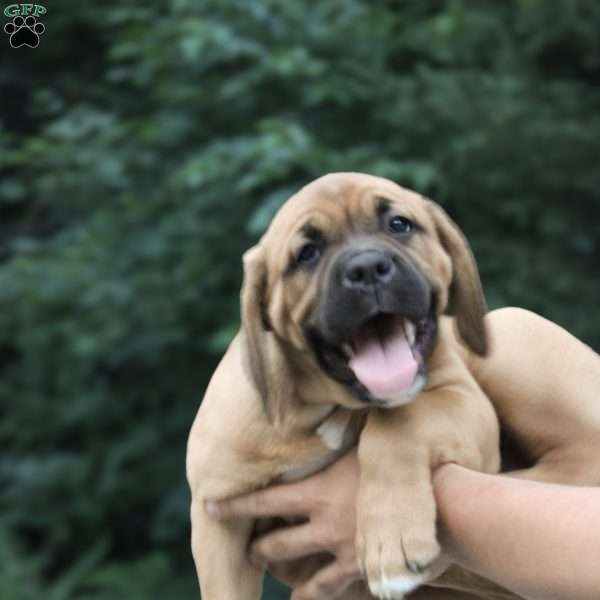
[261,173,428,258]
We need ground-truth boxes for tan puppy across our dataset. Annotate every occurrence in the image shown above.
[186,172,501,599]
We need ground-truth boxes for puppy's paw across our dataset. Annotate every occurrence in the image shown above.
[356,516,440,599]
[368,573,427,600]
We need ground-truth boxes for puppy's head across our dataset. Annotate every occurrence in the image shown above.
[242,172,487,411]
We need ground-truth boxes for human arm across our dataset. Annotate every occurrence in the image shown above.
[208,454,600,600]
[433,463,600,600]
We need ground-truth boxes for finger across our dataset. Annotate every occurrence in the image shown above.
[251,524,326,563]
[205,483,312,519]
[291,560,361,600]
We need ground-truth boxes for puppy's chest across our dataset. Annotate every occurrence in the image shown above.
[278,409,362,483]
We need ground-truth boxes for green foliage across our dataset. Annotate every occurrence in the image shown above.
[1,1,599,598]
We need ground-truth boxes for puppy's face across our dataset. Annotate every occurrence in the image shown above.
[243,173,486,409]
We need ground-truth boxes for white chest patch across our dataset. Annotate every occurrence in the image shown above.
[279,408,360,483]
[279,410,356,483]
[279,453,336,483]
[316,410,352,450]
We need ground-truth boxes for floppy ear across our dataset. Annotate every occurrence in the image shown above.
[240,244,293,426]
[427,202,488,355]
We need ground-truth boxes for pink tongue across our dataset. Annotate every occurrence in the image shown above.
[349,321,418,397]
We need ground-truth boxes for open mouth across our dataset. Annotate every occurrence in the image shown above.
[307,306,438,404]
[345,314,423,398]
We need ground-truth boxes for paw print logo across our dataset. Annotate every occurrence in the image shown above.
[4,15,45,48]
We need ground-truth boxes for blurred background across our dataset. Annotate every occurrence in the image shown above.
[1,0,599,598]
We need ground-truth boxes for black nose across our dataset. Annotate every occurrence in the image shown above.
[343,251,395,291]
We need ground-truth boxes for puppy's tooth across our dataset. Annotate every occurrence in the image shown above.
[405,321,416,346]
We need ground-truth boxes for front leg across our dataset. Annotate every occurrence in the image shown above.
[356,436,447,599]
[191,498,263,600]
[356,387,500,599]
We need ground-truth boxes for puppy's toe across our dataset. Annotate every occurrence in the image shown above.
[368,572,426,599]
[360,531,440,599]
[400,533,440,575]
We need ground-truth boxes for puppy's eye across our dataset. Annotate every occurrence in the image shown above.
[297,242,320,265]
[389,215,414,234]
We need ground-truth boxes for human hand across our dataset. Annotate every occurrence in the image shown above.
[206,450,362,599]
